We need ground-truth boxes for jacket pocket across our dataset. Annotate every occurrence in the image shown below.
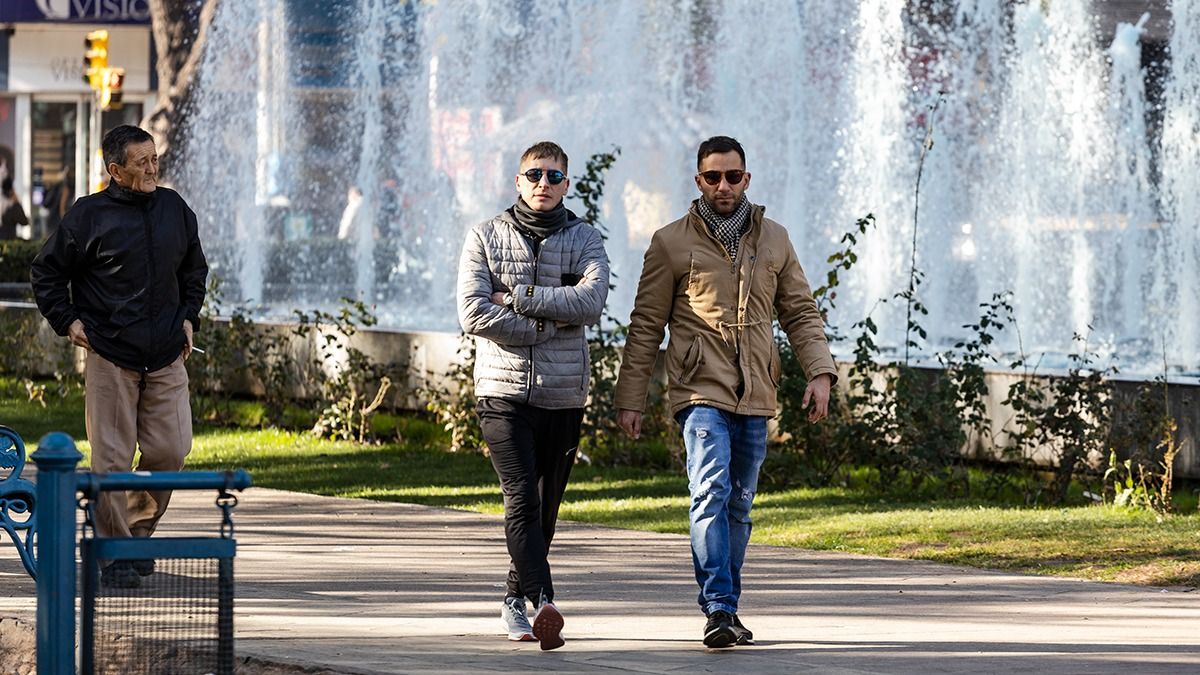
[94,290,145,339]
[768,346,781,387]
[580,341,590,392]
[679,335,704,385]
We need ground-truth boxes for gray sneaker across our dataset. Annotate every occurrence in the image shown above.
[532,596,565,651]
[501,596,535,642]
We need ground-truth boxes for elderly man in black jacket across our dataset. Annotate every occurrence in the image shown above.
[31,125,208,588]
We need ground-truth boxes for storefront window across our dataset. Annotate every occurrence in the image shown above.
[0,97,16,186]
[102,104,143,138]
[31,101,79,239]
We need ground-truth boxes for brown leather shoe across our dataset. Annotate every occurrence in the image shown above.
[101,561,141,589]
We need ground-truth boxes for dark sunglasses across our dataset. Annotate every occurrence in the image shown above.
[698,170,746,186]
[522,168,567,185]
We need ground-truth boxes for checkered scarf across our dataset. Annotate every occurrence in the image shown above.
[697,196,752,262]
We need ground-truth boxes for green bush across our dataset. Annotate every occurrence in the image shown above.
[0,240,42,283]
[421,331,482,452]
[771,215,876,488]
[294,297,405,443]
[1105,373,1180,514]
[0,307,79,404]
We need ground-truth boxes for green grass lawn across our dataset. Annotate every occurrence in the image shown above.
[3,378,1197,587]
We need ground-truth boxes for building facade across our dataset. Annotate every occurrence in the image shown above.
[0,1,154,239]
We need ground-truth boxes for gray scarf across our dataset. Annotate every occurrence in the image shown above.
[510,197,571,241]
[697,196,752,262]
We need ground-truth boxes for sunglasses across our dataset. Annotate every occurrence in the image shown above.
[522,168,567,185]
[698,170,746,186]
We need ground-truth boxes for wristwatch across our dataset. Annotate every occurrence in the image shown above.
[501,292,514,308]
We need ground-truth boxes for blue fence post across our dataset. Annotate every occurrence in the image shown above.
[31,432,82,675]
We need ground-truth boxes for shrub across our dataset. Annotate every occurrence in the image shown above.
[0,240,41,284]
[294,298,404,443]
[421,332,482,453]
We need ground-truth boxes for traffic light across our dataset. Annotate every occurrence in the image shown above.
[99,67,125,110]
[83,30,108,90]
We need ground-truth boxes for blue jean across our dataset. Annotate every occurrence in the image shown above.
[676,405,768,616]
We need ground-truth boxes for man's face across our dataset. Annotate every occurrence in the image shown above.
[516,155,569,212]
[695,150,750,216]
[109,140,159,193]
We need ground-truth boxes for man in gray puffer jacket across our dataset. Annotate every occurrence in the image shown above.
[457,141,609,651]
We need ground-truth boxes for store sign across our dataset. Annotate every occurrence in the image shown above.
[9,25,150,92]
[0,0,152,24]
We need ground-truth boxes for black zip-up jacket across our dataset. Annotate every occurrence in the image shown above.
[31,183,208,373]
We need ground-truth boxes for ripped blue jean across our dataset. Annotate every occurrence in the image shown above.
[676,405,768,616]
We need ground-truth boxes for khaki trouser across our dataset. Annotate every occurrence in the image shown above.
[85,352,192,539]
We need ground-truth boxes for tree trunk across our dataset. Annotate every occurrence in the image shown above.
[143,0,221,181]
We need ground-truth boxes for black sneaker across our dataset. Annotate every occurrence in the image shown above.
[731,614,754,645]
[131,559,155,577]
[703,610,737,648]
[101,561,141,589]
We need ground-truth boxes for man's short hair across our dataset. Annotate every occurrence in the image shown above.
[102,125,155,168]
[520,141,568,173]
[697,136,746,169]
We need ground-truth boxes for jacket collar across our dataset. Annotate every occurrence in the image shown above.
[105,181,157,206]
[686,199,765,237]
[496,208,583,236]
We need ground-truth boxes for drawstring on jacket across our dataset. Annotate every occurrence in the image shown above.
[716,319,765,353]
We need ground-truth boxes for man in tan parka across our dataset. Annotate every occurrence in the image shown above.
[614,136,836,648]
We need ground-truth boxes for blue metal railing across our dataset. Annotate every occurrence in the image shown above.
[76,470,252,493]
[25,431,251,674]
[0,425,37,578]
[30,432,82,675]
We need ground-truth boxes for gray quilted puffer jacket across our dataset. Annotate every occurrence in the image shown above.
[457,210,610,409]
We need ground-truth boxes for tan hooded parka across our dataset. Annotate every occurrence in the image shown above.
[615,200,836,417]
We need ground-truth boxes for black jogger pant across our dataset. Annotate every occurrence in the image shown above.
[476,397,582,604]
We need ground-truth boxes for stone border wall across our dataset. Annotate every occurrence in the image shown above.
[3,302,1196,478]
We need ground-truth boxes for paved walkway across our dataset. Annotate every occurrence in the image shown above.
[2,486,1199,673]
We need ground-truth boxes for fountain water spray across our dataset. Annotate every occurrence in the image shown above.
[176,0,1200,376]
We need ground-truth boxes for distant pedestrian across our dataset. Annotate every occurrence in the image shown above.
[0,177,28,240]
[615,135,836,648]
[44,166,74,235]
[31,125,208,589]
[336,185,363,240]
[456,141,609,650]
